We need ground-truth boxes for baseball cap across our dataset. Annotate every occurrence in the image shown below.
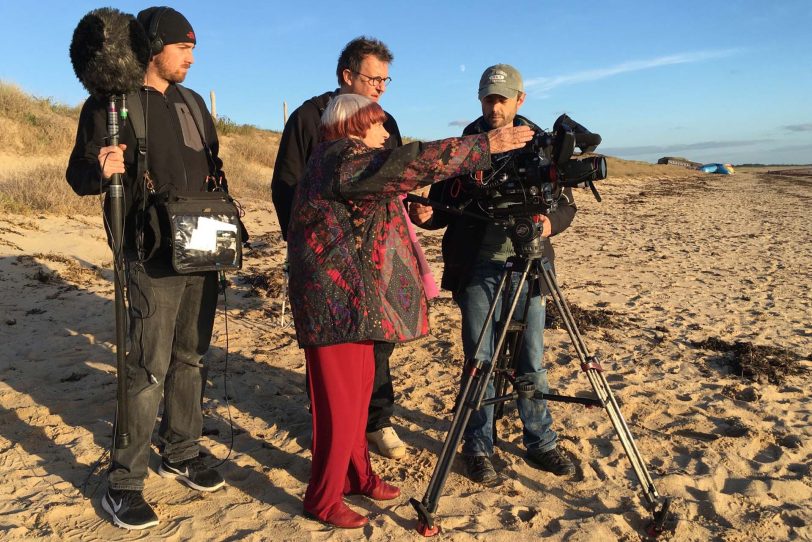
[478,64,523,100]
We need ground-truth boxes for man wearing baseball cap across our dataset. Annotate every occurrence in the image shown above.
[409,64,577,486]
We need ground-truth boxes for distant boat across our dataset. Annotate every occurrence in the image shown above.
[658,156,702,169]
[699,163,735,174]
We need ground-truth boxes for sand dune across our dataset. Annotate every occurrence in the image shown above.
[0,169,810,541]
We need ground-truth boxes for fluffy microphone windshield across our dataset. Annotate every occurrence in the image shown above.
[70,8,150,99]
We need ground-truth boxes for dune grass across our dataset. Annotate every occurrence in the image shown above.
[0,81,281,215]
[0,81,80,157]
[0,161,101,215]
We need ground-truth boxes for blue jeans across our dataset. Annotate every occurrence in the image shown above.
[453,260,557,457]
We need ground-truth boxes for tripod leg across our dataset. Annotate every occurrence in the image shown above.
[492,266,536,444]
[535,258,672,535]
[410,359,479,535]
[492,280,529,445]
[491,329,515,446]
[412,259,535,536]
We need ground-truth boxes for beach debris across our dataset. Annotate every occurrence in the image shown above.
[237,270,285,298]
[60,372,88,383]
[236,269,291,327]
[0,238,23,250]
[17,253,103,287]
[32,268,58,284]
[734,386,760,402]
[691,337,808,385]
[546,301,621,330]
[765,167,812,177]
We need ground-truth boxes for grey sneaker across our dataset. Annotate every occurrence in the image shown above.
[158,455,225,492]
[101,488,159,530]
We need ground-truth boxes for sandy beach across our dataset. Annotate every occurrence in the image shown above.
[1,167,810,541]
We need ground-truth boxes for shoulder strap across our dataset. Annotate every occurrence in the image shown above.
[124,91,153,261]
[125,91,149,189]
[126,91,146,139]
[176,84,207,141]
[176,84,220,181]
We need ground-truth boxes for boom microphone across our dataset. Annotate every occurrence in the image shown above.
[69,7,150,452]
[69,7,150,99]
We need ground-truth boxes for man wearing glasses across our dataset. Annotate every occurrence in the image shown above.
[271,36,408,459]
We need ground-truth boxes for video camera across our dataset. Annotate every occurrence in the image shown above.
[457,114,606,255]
[405,114,607,256]
[472,114,606,220]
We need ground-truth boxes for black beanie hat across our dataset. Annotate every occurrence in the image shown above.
[137,7,196,48]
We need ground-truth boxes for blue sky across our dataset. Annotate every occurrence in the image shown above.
[2,0,811,164]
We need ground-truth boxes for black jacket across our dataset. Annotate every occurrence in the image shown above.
[66,84,224,252]
[421,115,577,294]
[271,90,403,240]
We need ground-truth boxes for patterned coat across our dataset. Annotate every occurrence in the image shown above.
[287,134,491,348]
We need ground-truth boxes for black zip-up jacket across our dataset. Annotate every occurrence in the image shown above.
[420,115,577,294]
[271,90,402,240]
[66,84,224,251]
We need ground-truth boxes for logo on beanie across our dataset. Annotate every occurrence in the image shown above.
[187,31,195,40]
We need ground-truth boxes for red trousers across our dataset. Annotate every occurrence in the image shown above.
[302,341,381,518]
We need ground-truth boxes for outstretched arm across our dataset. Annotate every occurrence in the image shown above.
[338,125,533,200]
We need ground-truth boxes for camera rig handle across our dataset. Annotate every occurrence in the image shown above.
[405,193,535,233]
[405,193,487,222]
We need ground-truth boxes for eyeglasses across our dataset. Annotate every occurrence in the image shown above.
[351,70,392,88]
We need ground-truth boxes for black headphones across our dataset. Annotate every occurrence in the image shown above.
[147,6,170,57]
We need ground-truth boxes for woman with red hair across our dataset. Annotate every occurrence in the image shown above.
[287,93,532,528]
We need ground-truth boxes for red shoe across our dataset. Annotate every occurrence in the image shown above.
[364,481,401,501]
[304,503,368,529]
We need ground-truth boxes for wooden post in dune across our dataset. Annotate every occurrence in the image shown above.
[210,90,217,120]
[279,98,290,328]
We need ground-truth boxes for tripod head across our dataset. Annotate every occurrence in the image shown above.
[505,216,547,258]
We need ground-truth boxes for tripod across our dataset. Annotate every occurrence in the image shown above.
[410,236,671,538]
